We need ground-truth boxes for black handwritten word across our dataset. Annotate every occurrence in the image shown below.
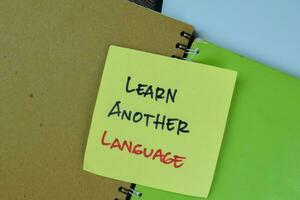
[101,130,186,168]
[107,101,189,135]
[126,76,177,104]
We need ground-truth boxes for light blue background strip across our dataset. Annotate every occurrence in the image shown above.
[162,0,300,77]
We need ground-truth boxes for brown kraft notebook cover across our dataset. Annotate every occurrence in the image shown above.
[0,0,193,199]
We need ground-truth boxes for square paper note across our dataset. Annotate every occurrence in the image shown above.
[84,45,237,198]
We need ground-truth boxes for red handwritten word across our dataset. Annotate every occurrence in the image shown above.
[101,130,186,168]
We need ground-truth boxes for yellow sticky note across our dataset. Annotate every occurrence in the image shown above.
[84,46,237,198]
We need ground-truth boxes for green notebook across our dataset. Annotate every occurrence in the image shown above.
[131,39,300,200]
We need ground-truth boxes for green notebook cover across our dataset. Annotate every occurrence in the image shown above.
[131,39,300,200]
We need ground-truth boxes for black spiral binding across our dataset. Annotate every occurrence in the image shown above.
[116,184,142,200]
[115,31,196,200]
[172,31,199,60]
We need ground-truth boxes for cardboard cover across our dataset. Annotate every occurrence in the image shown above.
[0,0,193,199]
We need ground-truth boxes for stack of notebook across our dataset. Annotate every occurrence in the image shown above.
[1,1,299,200]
